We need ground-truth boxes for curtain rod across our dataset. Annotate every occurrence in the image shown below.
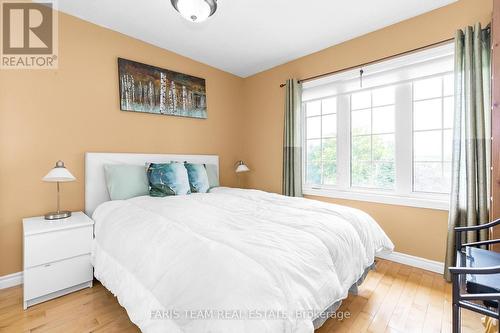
[279,38,455,88]
[279,25,491,88]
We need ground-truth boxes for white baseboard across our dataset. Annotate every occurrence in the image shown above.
[0,271,23,289]
[377,251,444,274]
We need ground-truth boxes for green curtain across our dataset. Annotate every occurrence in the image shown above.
[444,23,491,281]
[283,79,303,197]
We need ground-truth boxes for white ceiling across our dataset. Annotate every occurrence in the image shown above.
[55,0,456,77]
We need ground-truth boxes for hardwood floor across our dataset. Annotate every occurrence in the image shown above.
[0,259,484,333]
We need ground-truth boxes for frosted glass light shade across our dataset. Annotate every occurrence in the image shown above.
[235,161,250,173]
[171,0,217,23]
[42,161,76,182]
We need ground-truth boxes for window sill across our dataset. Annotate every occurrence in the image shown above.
[303,186,450,211]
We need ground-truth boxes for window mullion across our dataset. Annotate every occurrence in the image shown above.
[301,102,307,185]
[441,78,445,180]
[369,92,374,188]
[395,83,413,196]
[320,104,324,185]
[336,95,350,190]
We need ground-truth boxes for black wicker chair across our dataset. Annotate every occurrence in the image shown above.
[448,218,500,333]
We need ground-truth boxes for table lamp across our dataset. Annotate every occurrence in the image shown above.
[234,161,249,188]
[235,161,250,173]
[42,160,76,220]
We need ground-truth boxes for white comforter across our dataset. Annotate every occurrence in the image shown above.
[92,188,393,333]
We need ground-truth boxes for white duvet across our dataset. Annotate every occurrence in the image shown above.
[92,188,393,333]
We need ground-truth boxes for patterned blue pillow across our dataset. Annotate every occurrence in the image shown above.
[184,163,210,193]
[147,163,191,196]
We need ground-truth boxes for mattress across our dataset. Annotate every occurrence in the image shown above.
[91,187,393,332]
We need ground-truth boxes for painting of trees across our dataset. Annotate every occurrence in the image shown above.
[118,58,207,119]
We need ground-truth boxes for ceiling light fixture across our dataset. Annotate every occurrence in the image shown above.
[170,0,217,23]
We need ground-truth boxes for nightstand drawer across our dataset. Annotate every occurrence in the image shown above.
[24,226,93,267]
[24,254,93,301]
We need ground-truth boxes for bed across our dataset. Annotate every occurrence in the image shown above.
[86,152,394,333]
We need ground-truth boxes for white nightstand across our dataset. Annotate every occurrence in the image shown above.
[22,212,94,309]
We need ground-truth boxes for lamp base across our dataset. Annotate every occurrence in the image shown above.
[44,211,72,220]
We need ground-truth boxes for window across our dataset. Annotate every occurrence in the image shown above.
[351,87,395,189]
[305,98,337,185]
[412,75,454,193]
[302,43,454,210]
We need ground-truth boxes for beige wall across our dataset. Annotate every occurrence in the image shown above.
[240,0,493,263]
[0,13,245,276]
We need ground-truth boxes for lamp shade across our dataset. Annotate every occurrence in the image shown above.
[42,160,76,182]
[235,161,250,173]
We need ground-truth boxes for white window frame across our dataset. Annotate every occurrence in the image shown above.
[301,43,454,211]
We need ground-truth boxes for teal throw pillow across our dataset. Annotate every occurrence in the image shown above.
[184,163,210,193]
[205,164,219,189]
[147,163,191,196]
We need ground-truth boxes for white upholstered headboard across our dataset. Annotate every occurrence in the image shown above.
[85,152,219,217]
